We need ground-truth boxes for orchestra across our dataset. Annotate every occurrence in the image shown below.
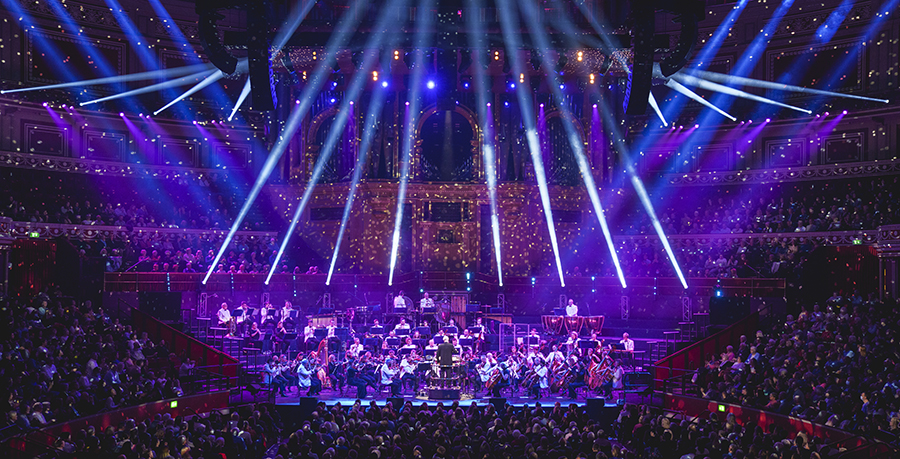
[209,295,636,401]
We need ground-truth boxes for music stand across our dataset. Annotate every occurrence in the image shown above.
[370,326,385,335]
[424,348,436,358]
[578,339,598,349]
[525,336,540,346]
[443,326,458,335]
[469,326,482,335]
[314,329,327,340]
[283,333,297,352]
[396,328,410,336]
[400,347,413,356]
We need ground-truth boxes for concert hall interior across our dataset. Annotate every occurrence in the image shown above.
[2,0,900,457]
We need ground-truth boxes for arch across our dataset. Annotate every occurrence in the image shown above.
[413,104,482,182]
[542,109,588,186]
[304,105,358,182]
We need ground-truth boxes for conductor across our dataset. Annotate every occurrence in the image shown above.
[437,335,456,378]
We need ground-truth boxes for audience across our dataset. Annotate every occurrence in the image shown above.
[695,294,900,439]
[1,288,186,434]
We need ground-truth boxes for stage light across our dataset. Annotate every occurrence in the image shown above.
[766,118,771,122]
[394,50,400,60]
[559,83,565,90]
[42,102,48,107]
[715,289,724,298]
[119,112,124,116]
[382,81,389,88]
[589,73,595,84]
[372,71,379,81]
[576,51,583,62]
[427,80,435,89]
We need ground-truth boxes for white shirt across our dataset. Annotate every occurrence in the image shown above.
[394,295,407,309]
[281,307,292,320]
[349,342,363,358]
[326,325,336,338]
[400,359,416,376]
[217,308,231,324]
[394,322,410,331]
[566,303,578,317]
[621,338,635,351]
[535,366,549,389]
[420,297,434,310]
[304,326,315,342]
[478,362,495,382]
[380,364,397,384]
[297,363,312,388]
[236,307,249,323]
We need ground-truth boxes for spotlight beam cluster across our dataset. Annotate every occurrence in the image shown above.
[79,69,219,106]
[268,0,409,284]
[203,0,369,284]
[1,63,214,94]
[497,0,566,287]
[387,0,435,286]
[518,0,627,288]
[466,0,504,287]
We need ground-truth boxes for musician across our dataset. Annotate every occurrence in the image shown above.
[393,291,407,312]
[281,301,295,329]
[235,301,251,334]
[259,302,274,330]
[380,358,402,396]
[547,345,565,367]
[349,337,364,358]
[527,328,541,347]
[399,352,419,392]
[263,357,287,397]
[382,331,399,354]
[296,358,313,396]
[247,322,261,341]
[326,319,340,354]
[620,332,635,351]
[279,354,299,392]
[603,359,625,399]
[565,331,579,354]
[475,355,494,395]
[217,302,232,327]
[419,292,434,311]
[345,356,368,399]
[567,360,587,399]
[401,336,416,350]
[491,362,512,397]
[425,338,438,353]
[437,336,456,378]
[565,298,578,317]
[274,322,288,353]
[529,360,549,399]
[303,323,317,351]
[394,318,410,332]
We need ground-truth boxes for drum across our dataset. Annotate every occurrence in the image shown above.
[541,315,564,334]
[564,316,585,334]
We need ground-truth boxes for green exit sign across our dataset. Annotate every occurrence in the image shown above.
[852,239,862,245]
[169,401,178,408]
[28,231,40,238]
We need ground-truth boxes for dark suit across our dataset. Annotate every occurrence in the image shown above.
[437,342,456,378]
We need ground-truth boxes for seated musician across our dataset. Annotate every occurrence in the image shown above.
[565,298,578,317]
[399,353,418,392]
[394,317,410,332]
[565,331,579,354]
[247,322,261,341]
[527,328,541,347]
[345,356,367,399]
[263,357,287,396]
[216,302,232,327]
[547,345,565,367]
[567,360,587,399]
[296,358,316,396]
[349,337,364,358]
[281,301,295,328]
[259,302,274,330]
[425,338,438,353]
[401,336,417,350]
[303,323,317,351]
[475,355,495,395]
[393,291,407,312]
[529,360,549,399]
[491,362,512,397]
[326,319,339,354]
[602,359,625,398]
[380,358,402,396]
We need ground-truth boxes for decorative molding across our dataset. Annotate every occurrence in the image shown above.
[8,221,276,243]
[83,130,126,161]
[663,158,900,186]
[614,229,878,250]
[25,29,127,84]
[821,130,865,163]
[24,122,68,156]
[773,4,871,37]
[766,40,862,92]
[765,136,806,168]
[20,0,121,29]
[0,149,232,182]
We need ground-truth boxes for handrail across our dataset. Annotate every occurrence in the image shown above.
[130,307,238,382]
[653,303,771,388]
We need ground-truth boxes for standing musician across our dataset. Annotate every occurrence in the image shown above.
[470,317,486,352]
[620,332,635,351]
[235,301,251,335]
[217,302,232,327]
[602,359,625,398]
[326,319,339,354]
[380,358,402,396]
[566,298,578,317]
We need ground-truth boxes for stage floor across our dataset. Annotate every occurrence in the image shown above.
[263,386,648,408]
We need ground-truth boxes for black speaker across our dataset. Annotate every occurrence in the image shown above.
[274,398,317,433]
[586,397,619,427]
[298,396,317,419]
[387,397,404,411]
[138,292,181,322]
[247,6,276,111]
[489,397,507,411]
[709,297,751,325]
[586,397,606,421]
[624,1,654,115]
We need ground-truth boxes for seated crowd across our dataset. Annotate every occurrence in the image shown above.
[695,294,900,438]
[0,168,276,231]
[1,288,187,434]
[615,176,900,236]
[48,405,281,459]
[271,399,849,459]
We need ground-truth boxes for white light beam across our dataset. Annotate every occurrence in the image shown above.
[228,78,252,121]
[0,63,214,94]
[79,69,216,106]
[665,79,737,121]
[673,73,812,114]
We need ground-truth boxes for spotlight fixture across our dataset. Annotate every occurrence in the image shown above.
[427,80,436,89]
